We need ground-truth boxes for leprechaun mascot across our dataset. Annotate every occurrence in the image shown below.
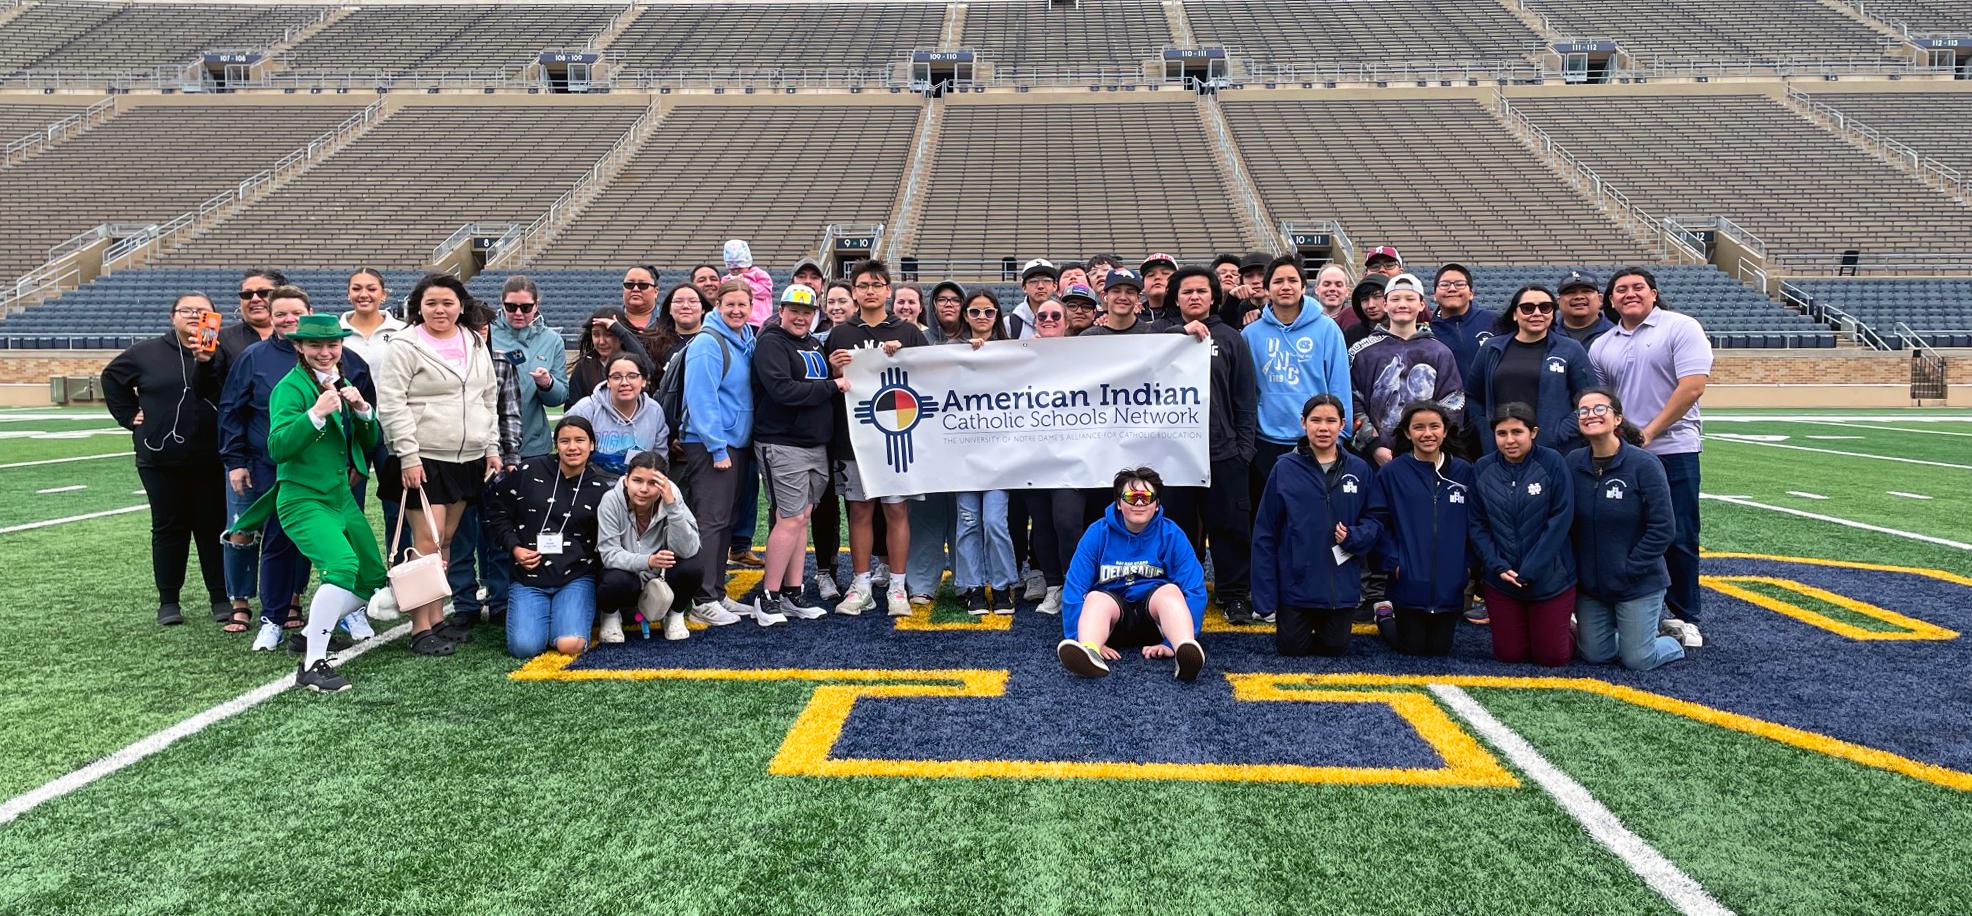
[228,314,387,693]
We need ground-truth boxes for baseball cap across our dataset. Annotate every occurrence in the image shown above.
[778,284,818,309]
[1020,258,1058,283]
[1351,275,1388,306]
[1364,245,1403,267]
[1384,273,1426,297]
[1239,251,1272,273]
[1557,269,1599,293]
[1139,252,1177,273]
[1061,283,1098,307]
[1104,268,1143,292]
[790,257,825,278]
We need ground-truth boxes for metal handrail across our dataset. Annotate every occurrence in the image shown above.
[884,97,938,264]
[1893,322,1949,356]
[1711,215,1769,260]
[1786,87,1964,201]
[3,98,116,166]
[584,3,638,51]
[276,5,334,50]
[1277,220,1354,272]
[1779,280,1889,350]
[0,263,81,317]
[1199,94,1273,253]
[1496,92,1704,264]
[483,96,662,270]
[430,223,493,267]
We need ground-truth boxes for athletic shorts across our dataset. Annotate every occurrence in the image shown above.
[832,458,918,505]
[757,442,829,517]
[1096,589,1164,649]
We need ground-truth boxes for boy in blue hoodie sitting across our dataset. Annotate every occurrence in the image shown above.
[1056,468,1209,682]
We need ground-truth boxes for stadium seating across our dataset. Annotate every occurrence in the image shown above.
[961,1,1170,73]
[1520,0,1905,64]
[1184,0,1542,71]
[3,3,320,72]
[0,103,364,279]
[280,5,620,77]
[1222,96,1648,265]
[1791,278,1972,348]
[910,99,1251,271]
[156,103,649,268]
[1508,94,1972,267]
[0,267,423,349]
[0,0,125,71]
[1860,0,1972,33]
[607,3,944,74]
[533,103,920,271]
[1807,92,1972,175]
[0,102,92,143]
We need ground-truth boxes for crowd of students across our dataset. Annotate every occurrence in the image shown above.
[102,241,1712,692]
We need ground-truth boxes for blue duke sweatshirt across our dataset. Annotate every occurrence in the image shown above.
[1367,452,1478,613]
[682,318,756,463]
[1061,504,1207,644]
[1251,448,1382,613]
[1241,296,1353,443]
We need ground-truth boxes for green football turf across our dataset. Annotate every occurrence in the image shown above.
[0,409,1967,914]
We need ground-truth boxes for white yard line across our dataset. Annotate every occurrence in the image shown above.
[1430,685,1735,916]
[1804,436,1864,441]
[1784,491,1827,500]
[1701,436,1972,471]
[1701,494,1972,551]
[1795,419,1972,439]
[0,452,125,470]
[0,504,147,535]
[0,624,410,827]
[35,485,86,494]
[1708,415,1972,422]
[1888,492,1934,501]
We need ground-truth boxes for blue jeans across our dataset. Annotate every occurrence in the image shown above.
[906,493,955,597]
[225,461,309,624]
[954,490,1016,591]
[1576,589,1685,671]
[222,470,262,601]
[505,577,597,658]
[1658,451,1702,622]
[448,500,512,617]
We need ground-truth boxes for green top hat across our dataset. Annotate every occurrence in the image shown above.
[287,314,353,341]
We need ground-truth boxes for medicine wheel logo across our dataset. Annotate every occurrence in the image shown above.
[854,367,941,474]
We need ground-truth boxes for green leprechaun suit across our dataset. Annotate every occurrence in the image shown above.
[227,316,387,603]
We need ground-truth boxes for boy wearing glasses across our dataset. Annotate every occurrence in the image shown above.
[1057,468,1208,681]
[491,275,570,461]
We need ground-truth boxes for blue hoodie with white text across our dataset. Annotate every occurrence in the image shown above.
[1061,504,1207,644]
[1241,295,1353,443]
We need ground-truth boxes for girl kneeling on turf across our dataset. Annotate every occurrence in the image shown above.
[1569,389,1685,671]
[1367,400,1477,657]
[486,416,615,658]
[1252,394,1381,657]
[596,451,705,643]
[1056,467,1209,682]
[227,314,388,693]
[1469,403,1577,667]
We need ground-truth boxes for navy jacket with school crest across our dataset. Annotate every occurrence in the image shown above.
[1367,452,1477,613]
[1252,448,1381,612]
[1470,446,1576,601]
[1568,443,1674,602]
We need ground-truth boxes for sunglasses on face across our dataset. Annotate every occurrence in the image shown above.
[966,307,997,318]
[503,301,537,313]
[622,281,655,290]
[1037,311,1065,321]
[1120,491,1157,507]
[239,289,272,300]
[1516,300,1556,315]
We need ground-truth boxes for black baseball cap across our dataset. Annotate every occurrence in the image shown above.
[1557,270,1599,293]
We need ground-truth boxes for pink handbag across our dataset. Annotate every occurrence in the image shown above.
[386,486,450,611]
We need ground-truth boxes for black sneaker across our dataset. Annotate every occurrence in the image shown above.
[210,600,234,624]
[1223,597,1255,625]
[1173,639,1206,682]
[434,614,475,644]
[965,588,988,617]
[156,603,184,626]
[287,631,354,654]
[296,659,350,692]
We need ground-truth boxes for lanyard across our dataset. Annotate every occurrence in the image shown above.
[540,467,587,539]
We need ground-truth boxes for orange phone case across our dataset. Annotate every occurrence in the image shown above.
[197,310,222,353]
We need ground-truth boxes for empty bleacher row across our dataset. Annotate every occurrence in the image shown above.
[280,5,622,77]
[1509,94,1972,266]
[0,102,91,143]
[1222,96,1647,264]
[1861,0,1972,34]
[911,99,1251,269]
[0,103,363,279]
[608,2,942,74]
[1523,0,1905,65]
[0,2,319,73]
[1187,0,1543,72]
[1808,92,1972,176]
[959,0,1170,74]
[1793,278,1972,347]
[533,103,919,270]
[155,103,650,268]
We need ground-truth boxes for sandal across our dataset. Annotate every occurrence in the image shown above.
[222,609,251,634]
[432,617,474,644]
[282,608,304,631]
[409,629,457,656]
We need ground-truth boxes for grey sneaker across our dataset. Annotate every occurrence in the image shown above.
[1022,569,1047,602]
[1057,639,1110,678]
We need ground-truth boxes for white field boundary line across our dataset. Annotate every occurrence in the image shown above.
[0,623,411,827]
[0,452,125,470]
[0,504,148,534]
[1701,435,1972,471]
[1429,685,1735,916]
[1701,494,1972,551]
[1707,415,1972,422]
[1796,419,1972,439]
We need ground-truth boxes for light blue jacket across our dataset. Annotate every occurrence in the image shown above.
[682,319,755,462]
[1241,295,1353,443]
[490,314,570,459]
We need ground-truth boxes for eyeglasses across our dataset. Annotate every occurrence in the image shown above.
[238,288,272,300]
[622,281,655,290]
[502,301,537,313]
[1516,300,1557,314]
[172,308,209,318]
[1435,280,1470,290]
[607,373,643,383]
[1036,312,1065,321]
[1065,301,1096,310]
[965,307,997,318]
[854,281,891,291]
[1576,404,1612,418]
[934,295,963,304]
[1120,491,1157,507]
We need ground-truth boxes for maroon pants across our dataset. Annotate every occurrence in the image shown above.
[1484,584,1575,667]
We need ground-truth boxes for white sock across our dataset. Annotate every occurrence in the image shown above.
[304,584,363,667]
[889,573,907,594]
[852,572,871,592]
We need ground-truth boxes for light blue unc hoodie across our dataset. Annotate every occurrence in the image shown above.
[682,317,755,463]
[1241,295,1353,443]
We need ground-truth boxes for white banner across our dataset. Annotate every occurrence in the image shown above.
[842,334,1212,498]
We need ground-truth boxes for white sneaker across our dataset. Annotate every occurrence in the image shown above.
[835,584,873,616]
[250,621,281,652]
[780,592,827,620]
[340,609,375,641]
[816,575,840,601]
[870,559,890,591]
[365,587,400,621]
[721,597,753,618]
[598,611,626,644]
[752,595,788,628]
[688,601,741,626]
[1681,622,1704,648]
[1035,586,1062,615]
[662,611,689,641]
[886,587,912,617]
[1659,616,1686,641]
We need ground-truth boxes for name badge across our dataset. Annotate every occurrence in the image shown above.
[536,533,564,555]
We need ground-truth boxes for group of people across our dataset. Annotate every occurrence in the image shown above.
[103,239,1712,692]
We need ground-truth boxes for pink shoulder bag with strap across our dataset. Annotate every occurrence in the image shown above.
[386,487,450,611]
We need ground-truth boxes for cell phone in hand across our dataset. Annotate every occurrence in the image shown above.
[197,311,222,353]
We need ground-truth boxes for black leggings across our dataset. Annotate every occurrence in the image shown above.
[1021,488,1090,587]
[1276,606,1354,657]
[1378,606,1456,656]
[137,463,226,606]
[596,566,706,616]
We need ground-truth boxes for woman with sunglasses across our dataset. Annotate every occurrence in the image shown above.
[1470,402,1576,667]
[339,268,403,368]
[948,290,1019,614]
[1569,388,1684,671]
[618,265,671,360]
[490,275,570,462]
[1466,284,1596,456]
[1366,400,1476,657]
[1252,394,1379,656]
[567,307,651,412]
[1056,467,1208,681]
[217,268,283,363]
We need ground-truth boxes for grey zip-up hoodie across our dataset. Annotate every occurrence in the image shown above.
[596,480,702,583]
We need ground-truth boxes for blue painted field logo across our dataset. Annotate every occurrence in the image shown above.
[854,367,942,474]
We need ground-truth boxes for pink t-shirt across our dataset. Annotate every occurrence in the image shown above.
[416,324,468,374]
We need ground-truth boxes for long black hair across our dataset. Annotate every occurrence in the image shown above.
[1575,386,1645,446]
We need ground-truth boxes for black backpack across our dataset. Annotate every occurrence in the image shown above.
[656,332,730,436]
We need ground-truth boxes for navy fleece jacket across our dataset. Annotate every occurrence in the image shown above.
[1251,448,1381,613]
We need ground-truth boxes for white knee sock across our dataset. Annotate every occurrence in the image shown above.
[305,584,364,667]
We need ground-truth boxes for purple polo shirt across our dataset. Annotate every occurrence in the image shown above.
[1590,307,1713,456]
